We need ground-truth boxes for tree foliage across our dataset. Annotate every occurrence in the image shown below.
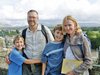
[86,31,95,39]
[0,29,19,37]
[82,27,100,31]
[85,30,100,49]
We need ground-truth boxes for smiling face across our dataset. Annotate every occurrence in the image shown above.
[64,20,76,35]
[14,38,24,51]
[27,11,39,27]
[62,15,80,35]
[53,30,64,42]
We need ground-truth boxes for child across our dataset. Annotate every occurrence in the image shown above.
[7,35,41,75]
[42,24,64,75]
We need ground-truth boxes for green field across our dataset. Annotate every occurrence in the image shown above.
[83,31,99,34]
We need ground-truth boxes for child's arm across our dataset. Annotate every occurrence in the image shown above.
[42,63,47,75]
[5,52,11,64]
[24,59,41,64]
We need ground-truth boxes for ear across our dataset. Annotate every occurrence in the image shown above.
[53,31,55,35]
[13,42,15,45]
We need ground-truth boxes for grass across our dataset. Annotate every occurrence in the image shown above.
[83,31,99,34]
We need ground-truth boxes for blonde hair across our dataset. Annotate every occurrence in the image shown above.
[62,15,80,35]
[53,24,62,32]
[13,35,24,44]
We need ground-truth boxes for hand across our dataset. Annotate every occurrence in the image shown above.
[75,29,82,35]
[5,55,11,65]
[66,71,75,75]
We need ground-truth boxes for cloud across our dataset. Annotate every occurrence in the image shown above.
[0,0,100,24]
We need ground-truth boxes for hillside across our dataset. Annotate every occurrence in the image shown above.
[0,22,12,27]
[0,19,100,27]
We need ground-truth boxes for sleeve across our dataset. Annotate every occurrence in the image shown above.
[42,45,48,63]
[73,35,93,75]
[10,50,26,66]
[44,26,54,42]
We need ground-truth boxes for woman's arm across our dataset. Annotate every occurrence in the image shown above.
[66,70,75,75]
[24,59,41,64]
[42,63,47,75]
[73,35,92,75]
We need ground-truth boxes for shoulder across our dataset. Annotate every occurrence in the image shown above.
[42,25,50,31]
[41,25,49,29]
[10,48,20,56]
[11,48,17,53]
[44,42,55,49]
[45,42,53,46]
[79,33,89,43]
[20,28,28,36]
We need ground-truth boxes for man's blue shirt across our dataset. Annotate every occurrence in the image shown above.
[7,48,26,75]
[42,41,64,75]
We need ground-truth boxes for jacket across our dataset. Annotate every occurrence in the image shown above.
[64,33,93,75]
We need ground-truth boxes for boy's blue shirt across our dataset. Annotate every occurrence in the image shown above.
[7,48,26,75]
[42,41,64,75]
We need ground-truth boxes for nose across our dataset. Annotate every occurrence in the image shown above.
[67,26,70,29]
[18,42,21,45]
[30,18,34,21]
[58,33,61,37]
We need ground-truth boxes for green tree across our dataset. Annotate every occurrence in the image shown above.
[99,30,100,33]
[16,29,20,34]
[91,38,99,49]
[86,31,95,40]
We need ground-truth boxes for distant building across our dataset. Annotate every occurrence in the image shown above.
[5,35,15,48]
[5,30,10,33]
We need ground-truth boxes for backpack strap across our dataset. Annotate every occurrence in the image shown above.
[41,25,48,43]
[22,28,32,72]
[22,28,27,41]
[22,25,48,44]
[83,32,92,51]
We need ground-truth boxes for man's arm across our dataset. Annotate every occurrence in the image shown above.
[24,59,41,64]
[42,63,47,75]
[5,52,11,64]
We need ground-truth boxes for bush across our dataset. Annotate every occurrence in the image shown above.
[0,68,8,75]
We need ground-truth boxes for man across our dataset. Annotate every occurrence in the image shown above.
[5,10,54,75]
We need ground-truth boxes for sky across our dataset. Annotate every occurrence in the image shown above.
[0,0,100,26]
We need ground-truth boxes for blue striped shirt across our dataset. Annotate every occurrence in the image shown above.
[42,41,64,75]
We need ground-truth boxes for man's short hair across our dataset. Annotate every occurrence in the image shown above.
[27,10,38,15]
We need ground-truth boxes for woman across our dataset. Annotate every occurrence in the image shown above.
[62,15,92,75]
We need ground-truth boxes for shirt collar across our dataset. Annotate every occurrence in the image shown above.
[66,33,83,45]
[27,24,41,32]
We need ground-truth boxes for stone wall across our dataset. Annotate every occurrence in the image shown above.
[0,48,11,75]
[0,37,5,49]
[0,37,11,75]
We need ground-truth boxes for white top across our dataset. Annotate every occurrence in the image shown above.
[65,46,77,60]
[20,24,54,59]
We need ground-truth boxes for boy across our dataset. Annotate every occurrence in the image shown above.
[7,35,41,75]
[42,24,64,75]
